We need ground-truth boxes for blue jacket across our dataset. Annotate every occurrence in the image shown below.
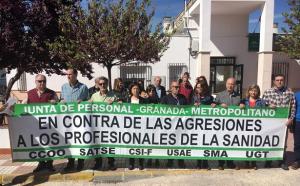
[240,98,266,107]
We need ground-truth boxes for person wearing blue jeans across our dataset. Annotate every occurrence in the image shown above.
[292,91,300,170]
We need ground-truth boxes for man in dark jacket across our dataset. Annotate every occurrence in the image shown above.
[154,76,166,101]
[161,80,187,168]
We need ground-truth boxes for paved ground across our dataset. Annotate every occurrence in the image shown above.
[0,131,298,185]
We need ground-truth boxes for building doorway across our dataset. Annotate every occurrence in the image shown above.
[210,57,243,95]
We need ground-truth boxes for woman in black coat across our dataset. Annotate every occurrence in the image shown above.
[126,82,148,170]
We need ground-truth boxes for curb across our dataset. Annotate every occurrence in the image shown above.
[0,169,210,185]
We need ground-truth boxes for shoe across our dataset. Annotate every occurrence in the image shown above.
[264,161,272,168]
[33,162,46,173]
[93,163,102,170]
[154,160,160,168]
[227,162,236,169]
[218,165,224,170]
[178,160,185,169]
[77,160,84,171]
[46,161,56,172]
[147,160,152,168]
[139,164,144,170]
[197,160,202,169]
[64,162,75,172]
[251,162,257,170]
[281,163,289,170]
[108,163,117,171]
[202,161,210,170]
[245,161,250,169]
[128,164,134,170]
[93,158,102,170]
[167,160,173,168]
[291,162,299,170]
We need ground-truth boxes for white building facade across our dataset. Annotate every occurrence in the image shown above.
[3,0,300,98]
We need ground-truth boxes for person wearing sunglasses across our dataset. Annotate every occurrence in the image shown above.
[161,80,187,168]
[90,76,119,171]
[22,74,58,172]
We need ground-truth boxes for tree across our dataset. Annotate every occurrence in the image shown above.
[0,0,91,100]
[51,0,169,90]
[276,0,300,60]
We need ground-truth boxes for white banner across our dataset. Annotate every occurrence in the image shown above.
[8,103,289,162]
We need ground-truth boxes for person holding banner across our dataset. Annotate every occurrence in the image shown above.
[146,84,160,104]
[126,82,148,170]
[90,76,118,171]
[61,68,89,171]
[88,77,100,99]
[23,74,58,172]
[146,84,160,168]
[161,80,188,168]
[240,84,266,170]
[291,91,300,170]
[211,77,240,170]
[192,80,214,170]
[262,74,296,170]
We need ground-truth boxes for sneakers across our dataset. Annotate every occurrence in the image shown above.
[281,163,289,171]
[291,162,299,170]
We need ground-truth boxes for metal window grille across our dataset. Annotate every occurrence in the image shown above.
[120,63,152,89]
[168,63,188,87]
[17,73,27,91]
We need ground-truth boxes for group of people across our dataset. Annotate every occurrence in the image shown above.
[10,69,300,172]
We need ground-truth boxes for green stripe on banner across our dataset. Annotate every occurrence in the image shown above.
[12,155,283,162]
[12,102,289,118]
[13,144,284,152]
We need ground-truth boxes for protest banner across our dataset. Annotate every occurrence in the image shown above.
[8,102,289,162]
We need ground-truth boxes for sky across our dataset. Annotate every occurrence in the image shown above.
[81,0,291,33]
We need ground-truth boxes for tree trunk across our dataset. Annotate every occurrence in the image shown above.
[107,65,112,91]
[5,69,24,101]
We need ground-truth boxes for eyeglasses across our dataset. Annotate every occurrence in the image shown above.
[172,86,179,89]
[98,83,106,86]
[37,80,46,83]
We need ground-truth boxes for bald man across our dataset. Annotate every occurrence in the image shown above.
[23,74,58,172]
[212,77,240,170]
